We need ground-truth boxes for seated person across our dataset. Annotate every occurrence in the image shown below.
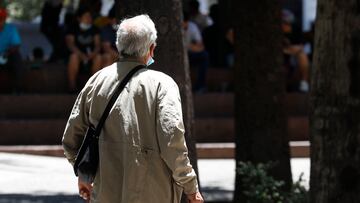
[100,5,118,67]
[188,0,212,31]
[183,12,209,92]
[40,0,64,62]
[282,9,310,93]
[65,7,102,92]
[0,8,24,92]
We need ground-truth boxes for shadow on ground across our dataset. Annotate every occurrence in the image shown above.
[0,187,232,203]
[0,194,83,203]
[202,186,233,202]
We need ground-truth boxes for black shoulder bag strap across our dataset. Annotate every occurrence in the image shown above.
[74,65,144,176]
[93,64,145,137]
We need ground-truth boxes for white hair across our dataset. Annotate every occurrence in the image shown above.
[116,14,157,58]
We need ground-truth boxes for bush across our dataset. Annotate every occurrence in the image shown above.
[237,161,309,203]
[1,0,43,21]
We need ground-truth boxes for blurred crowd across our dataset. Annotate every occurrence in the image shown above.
[0,0,313,93]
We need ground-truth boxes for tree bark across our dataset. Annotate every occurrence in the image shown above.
[116,0,199,195]
[232,1,292,202]
[310,1,360,202]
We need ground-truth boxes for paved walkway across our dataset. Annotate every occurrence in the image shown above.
[0,153,309,202]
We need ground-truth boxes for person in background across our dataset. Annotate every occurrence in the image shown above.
[202,4,234,68]
[188,0,212,31]
[100,5,118,66]
[303,22,315,62]
[0,7,24,92]
[79,0,102,17]
[282,9,310,93]
[65,7,102,92]
[183,12,209,92]
[62,14,203,203]
[100,0,115,16]
[40,0,64,62]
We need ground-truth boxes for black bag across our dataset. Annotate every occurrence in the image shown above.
[73,65,144,182]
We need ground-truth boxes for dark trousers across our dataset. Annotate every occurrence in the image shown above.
[42,27,64,60]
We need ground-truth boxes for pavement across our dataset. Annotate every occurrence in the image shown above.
[0,153,310,202]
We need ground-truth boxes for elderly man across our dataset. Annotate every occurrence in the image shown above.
[62,14,203,203]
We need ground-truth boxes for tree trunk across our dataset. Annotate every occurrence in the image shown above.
[232,1,292,201]
[181,0,190,12]
[310,1,360,202]
[116,0,199,196]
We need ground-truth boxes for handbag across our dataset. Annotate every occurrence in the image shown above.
[73,65,145,182]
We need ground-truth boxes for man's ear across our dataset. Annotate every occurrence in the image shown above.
[150,44,155,57]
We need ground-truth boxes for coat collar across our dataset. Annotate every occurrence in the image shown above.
[115,60,145,81]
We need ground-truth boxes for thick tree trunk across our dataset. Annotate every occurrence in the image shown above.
[310,1,360,202]
[232,1,292,202]
[116,0,199,194]
[181,0,190,12]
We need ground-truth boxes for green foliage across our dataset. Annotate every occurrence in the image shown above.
[2,0,44,21]
[287,174,309,203]
[237,161,309,203]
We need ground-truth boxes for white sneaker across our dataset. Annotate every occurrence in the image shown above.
[299,80,309,92]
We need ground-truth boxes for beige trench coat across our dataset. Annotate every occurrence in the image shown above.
[62,61,199,203]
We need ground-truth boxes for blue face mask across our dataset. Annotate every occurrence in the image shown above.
[146,57,154,66]
[79,23,91,30]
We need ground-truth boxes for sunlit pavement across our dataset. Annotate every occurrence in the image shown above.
[0,153,309,202]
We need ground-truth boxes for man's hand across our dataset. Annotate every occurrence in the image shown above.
[78,178,92,202]
[187,192,204,203]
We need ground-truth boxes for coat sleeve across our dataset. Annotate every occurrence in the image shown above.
[156,78,199,195]
[62,84,93,165]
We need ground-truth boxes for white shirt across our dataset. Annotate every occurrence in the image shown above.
[184,21,202,48]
